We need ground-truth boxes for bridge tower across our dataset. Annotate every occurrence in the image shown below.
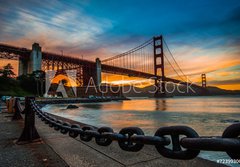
[202,73,206,88]
[18,43,42,75]
[154,36,166,97]
[29,43,42,73]
[18,58,28,76]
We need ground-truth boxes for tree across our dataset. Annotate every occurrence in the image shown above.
[17,70,46,96]
[32,70,45,97]
[0,63,15,78]
[17,74,36,95]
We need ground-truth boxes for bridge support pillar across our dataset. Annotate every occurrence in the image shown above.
[28,43,42,73]
[202,74,206,88]
[200,73,209,95]
[18,58,28,76]
[96,58,102,86]
[153,36,166,98]
[18,43,42,76]
[83,64,96,86]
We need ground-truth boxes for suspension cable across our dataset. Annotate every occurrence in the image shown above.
[102,38,153,63]
[163,38,191,82]
[164,53,185,81]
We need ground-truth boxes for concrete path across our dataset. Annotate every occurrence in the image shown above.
[0,112,68,166]
[35,113,227,167]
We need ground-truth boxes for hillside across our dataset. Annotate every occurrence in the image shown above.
[207,86,240,95]
[121,84,240,97]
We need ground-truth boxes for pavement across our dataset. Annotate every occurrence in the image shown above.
[0,102,68,167]
[0,101,228,167]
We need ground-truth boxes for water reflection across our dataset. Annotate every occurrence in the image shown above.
[100,112,155,131]
[155,99,167,111]
[42,96,240,136]
[42,96,240,165]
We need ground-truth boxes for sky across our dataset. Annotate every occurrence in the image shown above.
[0,0,240,90]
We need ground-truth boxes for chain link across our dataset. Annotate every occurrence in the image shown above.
[29,99,240,160]
[154,126,200,159]
[222,123,240,159]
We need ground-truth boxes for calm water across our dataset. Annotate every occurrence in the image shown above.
[42,96,240,165]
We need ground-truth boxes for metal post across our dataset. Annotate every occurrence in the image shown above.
[17,97,40,144]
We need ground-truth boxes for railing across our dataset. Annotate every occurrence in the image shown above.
[16,97,240,161]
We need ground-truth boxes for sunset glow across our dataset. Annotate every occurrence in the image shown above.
[51,74,79,87]
[0,0,239,90]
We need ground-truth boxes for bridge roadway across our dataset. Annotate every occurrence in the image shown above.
[0,43,203,89]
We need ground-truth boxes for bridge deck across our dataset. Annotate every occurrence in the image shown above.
[0,43,203,89]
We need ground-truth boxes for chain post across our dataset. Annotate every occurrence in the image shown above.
[17,97,40,144]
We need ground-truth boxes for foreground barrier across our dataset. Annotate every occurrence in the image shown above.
[17,97,40,144]
[18,97,240,161]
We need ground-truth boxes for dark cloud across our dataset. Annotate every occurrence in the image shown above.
[163,4,240,51]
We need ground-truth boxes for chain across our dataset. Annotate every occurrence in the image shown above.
[29,100,240,160]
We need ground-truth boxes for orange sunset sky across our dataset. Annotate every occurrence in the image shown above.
[0,1,240,90]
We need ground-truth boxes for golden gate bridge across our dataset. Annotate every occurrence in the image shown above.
[0,35,207,97]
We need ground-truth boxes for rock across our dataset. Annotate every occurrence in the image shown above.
[66,105,78,109]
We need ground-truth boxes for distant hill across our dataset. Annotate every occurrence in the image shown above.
[207,86,240,95]
[122,84,240,97]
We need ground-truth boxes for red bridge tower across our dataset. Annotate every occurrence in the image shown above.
[154,36,166,97]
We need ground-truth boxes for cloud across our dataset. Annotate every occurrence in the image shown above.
[0,0,239,90]
[0,3,113,60]
[216,71,240,77]
[160,40,240,88]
